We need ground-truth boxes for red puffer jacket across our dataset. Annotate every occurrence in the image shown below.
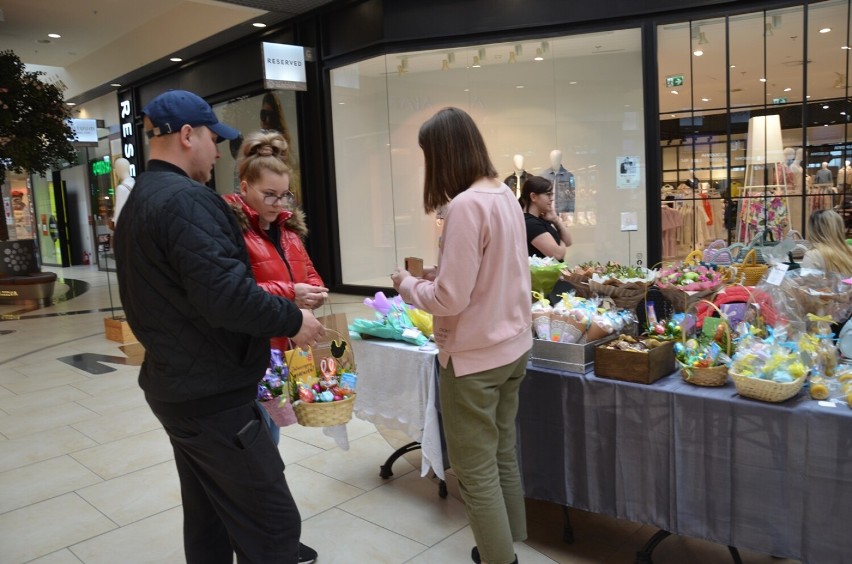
[224,194,324,352]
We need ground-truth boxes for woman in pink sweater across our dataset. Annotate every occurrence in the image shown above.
[392,107,532,564]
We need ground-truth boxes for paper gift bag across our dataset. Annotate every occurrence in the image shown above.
[313,310,350,372]
[284,347,317,387]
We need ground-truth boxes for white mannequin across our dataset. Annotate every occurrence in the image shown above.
[549,149,562,173]
[789,148,803,191]
[511,154,525,198]
[111,158,135,229]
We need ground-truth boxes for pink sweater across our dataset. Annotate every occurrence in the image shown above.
[399,179,532,376]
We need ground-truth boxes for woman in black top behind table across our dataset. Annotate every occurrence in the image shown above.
[519,175,572,259]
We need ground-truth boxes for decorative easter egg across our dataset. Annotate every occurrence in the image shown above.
[673,342,685,356]
[685,338,699,350]
[319,390,334,402]
[654,324,665,335]
[809,383,829,400]
[312,383,322,393]
[298,387,315,403]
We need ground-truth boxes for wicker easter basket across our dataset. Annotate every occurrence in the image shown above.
[587,279,652,310]
[291,329,357,427]
[678,300,730,387]
[736,249,768,286]
[730,371,806,403]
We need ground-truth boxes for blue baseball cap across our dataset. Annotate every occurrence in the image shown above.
[142,89,240,142]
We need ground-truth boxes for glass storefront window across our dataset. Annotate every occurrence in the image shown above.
[330,29,645,287]
[658,1,852,262]
[212,90,302,200]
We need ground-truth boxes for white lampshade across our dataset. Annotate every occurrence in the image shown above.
[746,115,783,164]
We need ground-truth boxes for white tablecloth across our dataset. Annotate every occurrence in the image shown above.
[349,335,445,479]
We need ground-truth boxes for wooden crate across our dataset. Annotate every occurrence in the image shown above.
[594,340,676,384]
[104,316,137,344]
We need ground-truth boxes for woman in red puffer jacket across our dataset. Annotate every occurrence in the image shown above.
[225,130,327,560]
[225,130,328,356]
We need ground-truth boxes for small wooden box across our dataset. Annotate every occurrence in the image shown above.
[104,316,137,344]
[594,340,676,384]
[119,342,145,365]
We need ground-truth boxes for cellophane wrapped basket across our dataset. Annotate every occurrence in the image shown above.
[678,300,730,387]
[730,371,805,403]
[655,253,724,312]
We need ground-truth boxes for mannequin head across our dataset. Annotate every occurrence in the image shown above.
[784,147,795,164]
[114,158,131,182]
[822,162,830,169]
[549,149,562,171]
[513,154,524,172]
[846,160,851,168]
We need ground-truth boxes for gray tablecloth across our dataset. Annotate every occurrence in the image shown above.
[518,366,852,563]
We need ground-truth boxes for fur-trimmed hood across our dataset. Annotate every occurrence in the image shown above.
[223,193,309,241]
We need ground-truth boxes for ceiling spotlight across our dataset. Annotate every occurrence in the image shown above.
[569,81,577,85]
[47,33,61,39]
[252,22,266,28]
[508,51,516,63]
[843,46,851,50]
[693,49,704,56]
[534,48,544,61]
[671,90,679,95]
[516,85,524,89]
[698,31,709,45]
[110,83,122,87]
[759,77,767,82]
[820,27,831,34]
[701,97,710,102]
[472,56,481,68]
[783,87,792,92]
[66,102,76,106]
[441,59,449,71]
[730,64,736,68]
[823,104,830,109]
[170,57,183,62]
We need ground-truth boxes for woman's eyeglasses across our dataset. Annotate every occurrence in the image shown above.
[260,191,296,207]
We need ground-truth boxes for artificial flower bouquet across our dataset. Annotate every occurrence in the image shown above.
[654,261,724,311]
[349,291,431,346]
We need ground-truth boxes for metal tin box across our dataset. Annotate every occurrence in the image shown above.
[530,335,617,374]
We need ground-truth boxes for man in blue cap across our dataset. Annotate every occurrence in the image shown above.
[114,89,323,564]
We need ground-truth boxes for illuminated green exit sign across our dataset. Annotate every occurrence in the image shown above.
[665,74,684,88]
[772,97,788,104]
[91,160,112,176]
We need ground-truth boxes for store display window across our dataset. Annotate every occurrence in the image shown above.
[658,1,852,262]
[212,90,302,200]
[330,29,646,287]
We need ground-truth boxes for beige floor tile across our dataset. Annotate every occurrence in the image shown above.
[0,384,15,398]
[71,404,161,443]
[70,370,139,396]
[299,432,415,491]
[0,493,117,563]
[339,470,469,546]
[301,507,428,563]
[0,401,100,440]
[0,455,103,513]
[0,425,98,472]
[26,549,86,564]
[278,433,325,464]
[69,506,184,564]
[279,420,342,449]
[76,461,181,526]
[0,384,92,415]
[73,386,148,416]
[408,526,559,564]
[70,428,174,480]
[284,464,365,519]
[0,367,90,392]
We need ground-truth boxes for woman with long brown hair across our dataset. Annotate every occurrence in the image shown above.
[392,107,531,564]
[802,209,852,276]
